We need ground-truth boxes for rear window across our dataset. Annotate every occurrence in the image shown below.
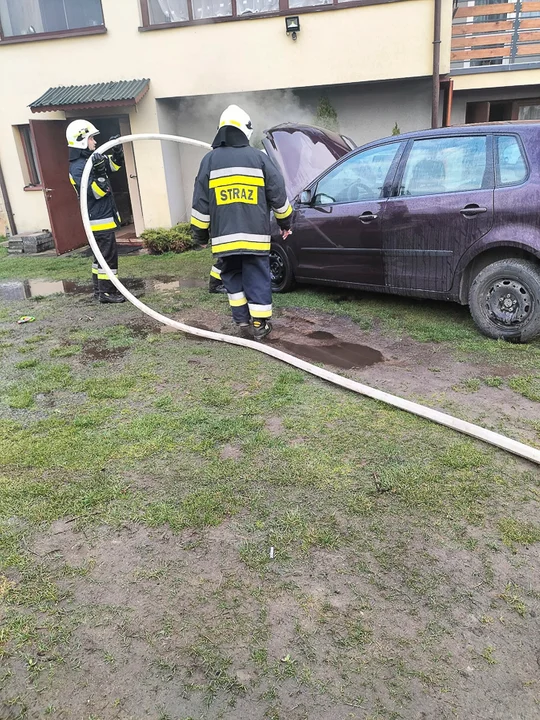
[496,136,528,187]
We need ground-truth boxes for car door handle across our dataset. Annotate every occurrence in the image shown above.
[359,211,378,224]
[460,204,487,217]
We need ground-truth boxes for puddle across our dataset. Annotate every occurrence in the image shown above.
[272,339,383,370]
[152,275,205,291]
[0,276,204,302]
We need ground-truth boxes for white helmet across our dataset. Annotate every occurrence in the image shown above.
[66,119,99,149]
[219,105,253,140]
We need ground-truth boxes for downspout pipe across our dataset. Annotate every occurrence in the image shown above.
[432,0,443,128]
[0,159,17,236]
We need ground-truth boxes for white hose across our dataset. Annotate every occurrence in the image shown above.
[80,134,540,466]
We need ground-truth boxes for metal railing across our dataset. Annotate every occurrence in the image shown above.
[451,1,540,69]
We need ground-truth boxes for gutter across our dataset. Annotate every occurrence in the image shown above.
[432,0,443,128]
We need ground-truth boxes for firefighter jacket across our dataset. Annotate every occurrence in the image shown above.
[191,129,292,257]
[69,148,123,233]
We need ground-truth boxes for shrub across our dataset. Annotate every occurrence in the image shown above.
[315,96,340,133]
[141,223,195,254]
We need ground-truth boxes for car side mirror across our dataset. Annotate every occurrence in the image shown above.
[299,189,313,205]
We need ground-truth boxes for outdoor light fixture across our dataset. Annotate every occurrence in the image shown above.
[285,16,300,40]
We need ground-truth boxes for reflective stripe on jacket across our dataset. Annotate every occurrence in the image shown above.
[191,145,292,257]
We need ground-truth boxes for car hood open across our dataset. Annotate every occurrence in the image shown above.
[262,123,354,199]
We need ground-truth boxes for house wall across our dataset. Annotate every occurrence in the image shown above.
[0,0,449,233]
[163,77,433,217]
[453,68,540,93]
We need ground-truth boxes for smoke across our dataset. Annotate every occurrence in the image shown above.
[167,90,318,222]
[177,89,316,147]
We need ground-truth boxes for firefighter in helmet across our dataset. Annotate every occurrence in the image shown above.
[191,105,292,339]
[67,119,125,303]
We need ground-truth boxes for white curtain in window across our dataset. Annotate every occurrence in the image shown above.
[192,0,232,19]
[236,0,278,15]
[518,105,540,120]
[149,0,189,23]
[0,0,43,37]
[288,0,332,8]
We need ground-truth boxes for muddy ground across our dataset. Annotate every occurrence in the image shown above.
[183,303,540,445]
[1,284,540,720]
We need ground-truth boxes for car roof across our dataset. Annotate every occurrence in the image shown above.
[362,121,540,147]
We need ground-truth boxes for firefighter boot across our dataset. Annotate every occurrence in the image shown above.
[252,319,272,340]
[100,292,126,304]
[209,277,227,294]
[99,278,125,304]
[92,274,99,300]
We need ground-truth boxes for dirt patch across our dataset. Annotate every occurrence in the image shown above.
[82,340,130,362]
[265,416,284,436]
[3,521,540,719]
[220,444,243,460]
[174,305,540,442]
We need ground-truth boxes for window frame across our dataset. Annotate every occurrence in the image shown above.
[494,133,530,188]
[310,140,405,207]
[392,134,495,199]
[0,0,106,44]
[16,125,42,190]
[139,0,403,31]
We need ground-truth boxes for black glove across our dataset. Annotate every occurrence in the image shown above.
[92,153,107,176]
[109,135,124,164]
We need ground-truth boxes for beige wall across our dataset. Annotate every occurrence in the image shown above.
[453,68,540,92]
[0,0,449,234]
[166,78,434,215]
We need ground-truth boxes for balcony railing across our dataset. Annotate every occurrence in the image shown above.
[451,1,540,70]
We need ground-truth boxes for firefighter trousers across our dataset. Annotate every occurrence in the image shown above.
[220,254,272,325]
[92,230,119,295]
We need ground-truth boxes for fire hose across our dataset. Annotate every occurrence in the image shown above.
[80,134,540,467]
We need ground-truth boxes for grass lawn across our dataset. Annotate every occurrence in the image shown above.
[1,247,539,719]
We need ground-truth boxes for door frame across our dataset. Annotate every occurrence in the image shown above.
[118,117,144,237]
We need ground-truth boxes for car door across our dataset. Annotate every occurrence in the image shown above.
[382,134,494,293]
[292,142,404,286]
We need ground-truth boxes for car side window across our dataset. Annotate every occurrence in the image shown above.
[313,143,401,206]
[400,136,488,197]
[496,136,527,186]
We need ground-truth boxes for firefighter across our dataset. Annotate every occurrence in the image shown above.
[67,119,125,304]
[191,105,292,339]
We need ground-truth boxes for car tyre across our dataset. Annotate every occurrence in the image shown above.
[270,244,296,293]
[468,259,540,343]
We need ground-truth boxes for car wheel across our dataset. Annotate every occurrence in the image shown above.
[468,259,540,342]
[270,245,296,293]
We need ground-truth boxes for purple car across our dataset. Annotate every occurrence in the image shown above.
[263,122,540,343]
